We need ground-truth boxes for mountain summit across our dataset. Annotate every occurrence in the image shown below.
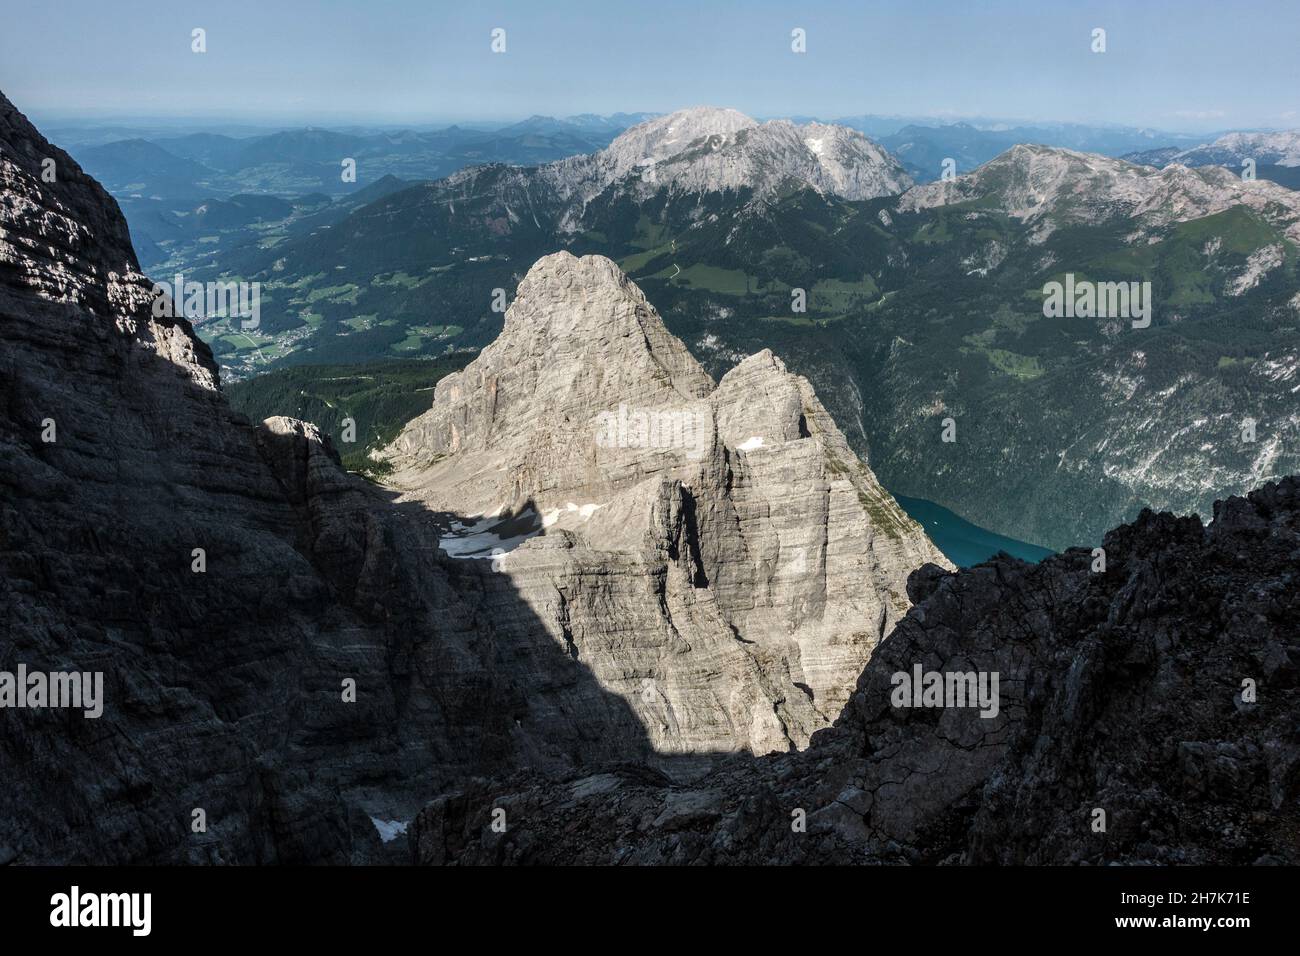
[423,106,913,236]
[382,251,948,754]
[575,107,913,202]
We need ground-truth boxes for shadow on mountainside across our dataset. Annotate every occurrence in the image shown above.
[0,90,694,864]
[406,480,1300,865]
[0,287,686,862]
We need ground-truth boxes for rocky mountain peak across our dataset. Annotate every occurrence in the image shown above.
[898,141,1300,243]
[506,249,646,334]
[538,107,911,217]
[611,110,912,200]
[386,252,714,494]
[506,252,713,401]
[603,106,759,173]
[0,92,218,389]
[381,253,949,757]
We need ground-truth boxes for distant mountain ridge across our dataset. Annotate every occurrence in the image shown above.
[174,108,1300,552]
[899,143,1300,242]
[1126,130,1300,169]
[1123,130,1300,191]
[66,116,647,271]
[67,111,657,200]
[875,119,1209,182]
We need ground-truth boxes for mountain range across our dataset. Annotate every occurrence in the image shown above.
[179,106,1300,552]
[1,88,1294,866]
[58,113,653,270]
[878,120,1211,182]
[66,112,655,200]
[1123,130,1300,191]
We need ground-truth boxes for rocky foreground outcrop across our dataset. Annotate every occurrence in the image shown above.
[411,479,1300,864]
[1,89,480,864]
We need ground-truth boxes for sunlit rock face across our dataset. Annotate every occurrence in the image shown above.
[433,106,914,234]
[382,251,949,762]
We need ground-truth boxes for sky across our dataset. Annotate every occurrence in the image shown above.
[3,0,1298,131]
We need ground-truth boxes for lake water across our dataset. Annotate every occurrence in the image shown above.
[893,495,1055,568]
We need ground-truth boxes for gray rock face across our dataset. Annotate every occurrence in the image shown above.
[1,91,501,863]
[410,478,1300,866]
[382,252,948,761]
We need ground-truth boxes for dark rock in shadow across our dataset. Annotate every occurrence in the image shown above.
[408,478,1300,865]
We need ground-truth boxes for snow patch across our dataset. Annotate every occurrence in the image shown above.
[439,506,543,559]
[542,502,604,527]
[370,817,409,843]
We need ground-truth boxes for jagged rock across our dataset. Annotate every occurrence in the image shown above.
[410,478,1300,865]
[382,252,948,761]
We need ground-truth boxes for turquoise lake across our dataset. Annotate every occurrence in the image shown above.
[892,495,1055,568]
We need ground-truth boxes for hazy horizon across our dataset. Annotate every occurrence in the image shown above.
[18,107,1260,139]
[3,0,1297,134]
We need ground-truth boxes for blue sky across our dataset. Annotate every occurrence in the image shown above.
[4,0,1297,130]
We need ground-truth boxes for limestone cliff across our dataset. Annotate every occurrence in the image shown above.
[381,252,949,759]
